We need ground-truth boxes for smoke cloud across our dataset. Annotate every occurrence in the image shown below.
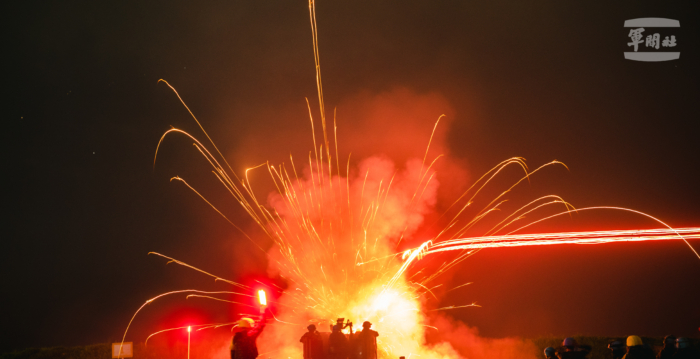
[219,88,540,358]
[426,314,538,359]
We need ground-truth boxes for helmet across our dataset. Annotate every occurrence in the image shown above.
[676,337,690,349]
[626,335,643,347]
[362,321,372,329]
[307,324,316,331]
[544,347,556,358]
[562,338,577,348]
[237,318,255,329]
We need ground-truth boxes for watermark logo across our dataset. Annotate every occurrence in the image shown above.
[624,18,680,61]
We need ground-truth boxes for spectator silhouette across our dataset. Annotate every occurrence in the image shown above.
[672,338,700,359]
[658,335,677,359]
[609,341,626,359]
[623,336,655,359]
[557,338,592,359]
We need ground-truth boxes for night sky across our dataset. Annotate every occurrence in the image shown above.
[6,0,700,354]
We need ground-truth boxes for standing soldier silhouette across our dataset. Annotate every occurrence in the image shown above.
[329,319,352,359]
[231,316,266,359]
[300,324,324,359]
[354,321,378,359]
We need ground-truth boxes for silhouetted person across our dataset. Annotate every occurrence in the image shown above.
[544,347,557,359]
[658,336,677,359]
[623,336,655,359]
[609,341,626,359]
[300,324,324,359]
[329,319,352,359]
[355,321,379,359]
[673,338,700,359]
[232,316,266,359]
[558,338,592,359]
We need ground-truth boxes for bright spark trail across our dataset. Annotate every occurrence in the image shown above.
[425,227,700,254]
[381,227,700,296]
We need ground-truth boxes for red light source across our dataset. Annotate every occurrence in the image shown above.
[257,290,267,306]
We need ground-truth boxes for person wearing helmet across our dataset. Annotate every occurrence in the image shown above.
[300,324,324,359]
[231,314,267,359]
[558,337,592,359]
[673,337,700,359]
[329,319,353,359]
[657,335,677,359]
[623,335,655,359]
[609,341,626,359]
[354,321,379,359]
[544,347,557,359]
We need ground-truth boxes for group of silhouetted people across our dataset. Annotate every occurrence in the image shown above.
[228,314,379,359]
[544,336,700,359]
[301,318,379,359]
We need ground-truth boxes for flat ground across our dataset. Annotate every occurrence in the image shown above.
[2,336,697,359]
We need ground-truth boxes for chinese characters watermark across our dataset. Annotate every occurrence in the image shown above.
[624,18,680,61]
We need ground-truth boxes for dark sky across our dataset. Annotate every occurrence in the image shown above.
[6,0,700,354]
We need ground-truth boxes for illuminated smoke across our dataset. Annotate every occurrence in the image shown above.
[128,2,699,358]
[259,147,449,358]
[141,80,700,359]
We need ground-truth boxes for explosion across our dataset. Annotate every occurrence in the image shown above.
[119,1,699,358]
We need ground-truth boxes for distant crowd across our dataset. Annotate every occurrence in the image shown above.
[544,336,700,359]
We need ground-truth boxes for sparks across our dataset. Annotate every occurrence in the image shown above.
[129,1,700,358]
